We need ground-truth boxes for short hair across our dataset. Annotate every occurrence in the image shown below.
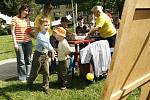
[91,6,103,13]
[39,17,50,25]
[18,4,30,18]
[77,16,83,21]
[61,17,70,23]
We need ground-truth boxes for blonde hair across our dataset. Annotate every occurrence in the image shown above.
[91,6,103,13]
[39,17,50,25]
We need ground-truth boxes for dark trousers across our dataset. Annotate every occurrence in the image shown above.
[57,60,69,87]
[96,34,116,48]
[28,50,49,89]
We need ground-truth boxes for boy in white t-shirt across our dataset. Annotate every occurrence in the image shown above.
[53,27,73,90]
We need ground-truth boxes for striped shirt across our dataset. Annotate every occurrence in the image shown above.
[11,16,32,42]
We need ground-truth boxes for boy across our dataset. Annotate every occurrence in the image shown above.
[76,16,89,36]
[53,27,73,90]
[27,17,56,93]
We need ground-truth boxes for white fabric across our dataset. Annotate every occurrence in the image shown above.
[80,45,91,64]
[89,40,111,77]
[80,40,111,77]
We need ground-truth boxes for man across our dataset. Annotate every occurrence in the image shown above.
[87,6,116,48]
[59,17,75,40]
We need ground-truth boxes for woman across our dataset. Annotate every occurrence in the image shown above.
[11,4,32,82]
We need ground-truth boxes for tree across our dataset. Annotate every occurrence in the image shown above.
[115,0,125,18]
[0,0,42,21]
[77,0,124,16]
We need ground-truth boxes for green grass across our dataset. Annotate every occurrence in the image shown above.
[0,35,35,61]
[0,74,140,100]
[0,74,106,100]
[0,35,15,60]
[0,35,140,100]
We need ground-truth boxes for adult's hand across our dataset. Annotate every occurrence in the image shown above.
[14,44,19,51]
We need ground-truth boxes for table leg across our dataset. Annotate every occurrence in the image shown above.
[72,44,79,79]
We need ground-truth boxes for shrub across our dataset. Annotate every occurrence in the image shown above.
[0,25,11,36]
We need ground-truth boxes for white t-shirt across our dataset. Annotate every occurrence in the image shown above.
[58,39,72,61]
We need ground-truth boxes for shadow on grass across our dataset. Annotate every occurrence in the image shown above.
[49,75,89,90]
[49,75,105,90]
[0,74,106,100]
[0,50,13,54]
[0,80,43,100]
[68,75,90,89]
[0,91,13,100]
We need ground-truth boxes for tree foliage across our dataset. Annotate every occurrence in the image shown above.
[0,0,125,21]
[77,0,125,18]
[0,0,42,21]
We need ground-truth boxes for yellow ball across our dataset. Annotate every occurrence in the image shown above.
[86,73,94,81]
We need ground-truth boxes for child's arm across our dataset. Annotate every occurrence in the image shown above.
[39,38,56,60]
[38,36,55,52]
[64,42,74,56]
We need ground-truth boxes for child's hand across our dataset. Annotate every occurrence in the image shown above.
[51,50,56,60]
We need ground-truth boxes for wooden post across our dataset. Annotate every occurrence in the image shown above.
[103,0,150,99]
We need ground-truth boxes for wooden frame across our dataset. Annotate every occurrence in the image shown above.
[103,0,150,99]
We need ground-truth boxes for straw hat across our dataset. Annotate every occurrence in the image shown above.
[53,27,66,37]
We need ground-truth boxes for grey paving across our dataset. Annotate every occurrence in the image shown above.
[0,58,18,80]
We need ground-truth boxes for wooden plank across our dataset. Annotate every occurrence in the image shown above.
[103,0,138,99]
[103,0,150,99]
[111,19,150,96]
[110,73,150,99]
[136,0,150,8]
[120,95,128,100]
[139,82,150,100]
[146,92,150,100]
[124,31,150,85]
[133,9,150,20]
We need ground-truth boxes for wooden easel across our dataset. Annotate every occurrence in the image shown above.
[103,0,150,99]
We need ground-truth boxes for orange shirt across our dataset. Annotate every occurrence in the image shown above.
[11,16,32,42]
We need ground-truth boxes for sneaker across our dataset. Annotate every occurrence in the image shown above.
[61,86,67,90]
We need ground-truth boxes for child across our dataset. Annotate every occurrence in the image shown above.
[53,27,73,90]
[76,16,89,36]
[27,17,56,93]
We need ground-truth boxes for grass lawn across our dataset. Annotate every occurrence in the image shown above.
[0,35,15,60]
[0,74,140,100]
[0,35,35,61]
[0,35,140,100]
[0,74,106,100]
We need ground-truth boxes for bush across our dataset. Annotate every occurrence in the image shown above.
[0,25,11,36]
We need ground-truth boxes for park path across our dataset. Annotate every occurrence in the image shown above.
[0,58,18,80]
